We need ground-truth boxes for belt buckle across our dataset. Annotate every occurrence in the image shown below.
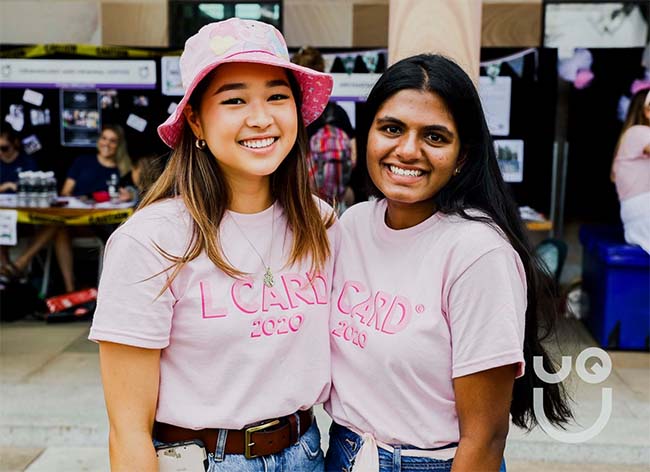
[244,419,281,459]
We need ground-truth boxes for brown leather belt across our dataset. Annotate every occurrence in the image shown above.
[153,409,313,459]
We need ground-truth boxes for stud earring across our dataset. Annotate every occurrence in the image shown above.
[195,138,207,150]
[453,167,461,176]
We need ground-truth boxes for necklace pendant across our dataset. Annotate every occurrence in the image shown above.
[263,267,275,288]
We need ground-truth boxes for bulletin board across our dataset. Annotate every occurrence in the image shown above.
[0,45,176,187]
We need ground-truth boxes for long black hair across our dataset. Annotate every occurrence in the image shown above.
[363,54,572,429]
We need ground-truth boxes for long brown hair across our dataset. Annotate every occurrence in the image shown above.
[139,69,334,288]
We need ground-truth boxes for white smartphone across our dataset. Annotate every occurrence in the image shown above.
[155,440,208,472]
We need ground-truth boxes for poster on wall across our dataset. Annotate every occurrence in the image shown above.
[60,90,100,147]
[478,76,511,136]
[494,139,524,183]
[161,56,184,96]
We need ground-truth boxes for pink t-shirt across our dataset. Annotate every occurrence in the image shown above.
[89,197,339,430]
[613,125,650,201]
[326,200,526,449]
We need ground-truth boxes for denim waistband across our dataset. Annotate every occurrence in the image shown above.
[332,422,459,452]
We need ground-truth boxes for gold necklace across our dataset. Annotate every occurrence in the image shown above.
[229,204,275,288]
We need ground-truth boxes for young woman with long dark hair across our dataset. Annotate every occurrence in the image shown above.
[325,54,572,472]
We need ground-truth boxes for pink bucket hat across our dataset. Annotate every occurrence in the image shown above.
[158,18,333,148]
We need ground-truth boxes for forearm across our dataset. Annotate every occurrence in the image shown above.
[99,342,161,472]
[108,428,157,472]
[0,182,16,192]
[451,434,506,472]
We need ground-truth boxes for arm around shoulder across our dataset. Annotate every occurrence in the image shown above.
[99,341,161,471]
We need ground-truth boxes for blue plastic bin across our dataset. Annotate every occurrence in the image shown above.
[579,225,650,350]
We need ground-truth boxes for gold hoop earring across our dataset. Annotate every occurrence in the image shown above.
[195,138,207,150]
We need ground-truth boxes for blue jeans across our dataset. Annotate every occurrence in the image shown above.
[155,419,324,472]
[325,423,506,472]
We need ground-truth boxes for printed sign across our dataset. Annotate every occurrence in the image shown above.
[0,210,18,246]
[479,76,512,136]
[161,56,184,96]
[0,59,157,89]
[330,73,382,101]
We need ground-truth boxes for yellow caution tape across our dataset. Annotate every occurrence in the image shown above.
[1,44,181,59]
[16,208,133,226]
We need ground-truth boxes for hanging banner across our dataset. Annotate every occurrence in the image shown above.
[480,48,538,80]
[0,59,157,89]
[321,49,387,74]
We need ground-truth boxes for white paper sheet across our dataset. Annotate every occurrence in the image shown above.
[0,210,18,246]
[23,89,44,107]
[479,76,511,136]
[126,113,147,132]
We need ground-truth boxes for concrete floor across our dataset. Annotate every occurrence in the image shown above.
[0,317,648,471]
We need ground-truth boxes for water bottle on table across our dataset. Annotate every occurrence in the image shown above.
[107,173,119,202]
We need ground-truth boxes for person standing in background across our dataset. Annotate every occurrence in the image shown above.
[292,46,357,212]
[611,87,650,254]
[325,54,572,472]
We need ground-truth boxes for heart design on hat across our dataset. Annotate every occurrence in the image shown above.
[209,35,237,56]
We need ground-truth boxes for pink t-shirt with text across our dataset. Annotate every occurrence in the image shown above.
[613,125,650,201]
[90,197,339,430]
[326,200,526,449]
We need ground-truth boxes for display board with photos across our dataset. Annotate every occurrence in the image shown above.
[477,47,559,216]
[0,50,166,186]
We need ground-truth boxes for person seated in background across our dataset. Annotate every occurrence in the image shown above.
[3,124,132,292]
[0,129,39,279]
[118,152,168,204]
[291,46,357,212]
[611,87,650,254]
[0,129,38,193]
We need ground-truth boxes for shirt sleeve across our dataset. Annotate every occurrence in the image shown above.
[447,245,527,379]
[89,231,176,348]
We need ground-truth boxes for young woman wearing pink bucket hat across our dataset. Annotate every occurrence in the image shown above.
[89,18,338,471]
